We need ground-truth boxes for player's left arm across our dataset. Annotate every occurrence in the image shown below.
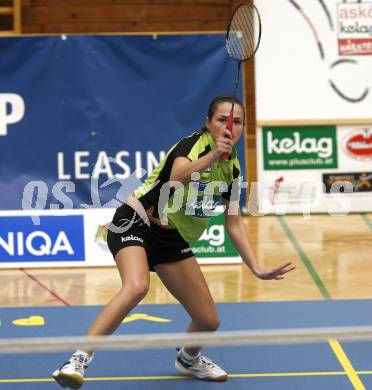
[223,199,295,280]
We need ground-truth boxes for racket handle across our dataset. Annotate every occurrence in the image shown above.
[221,112,233,160]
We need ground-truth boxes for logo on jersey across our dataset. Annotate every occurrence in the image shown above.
[121,234,144,243]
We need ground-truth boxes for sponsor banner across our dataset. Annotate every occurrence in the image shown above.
[257,125,372,214]
[256,175,327,215]
[0,35,246,212]
[0,215,85,263]
[338,38,372,56]
[190,212,239,261]
[323,172,372,193]
[342,128,372,161]
[338,2,372,56]
[84,208,116,267]
[255,173,372,215]
[262,126,338,170]
[0,208,241,268]
[255,0,372,122]
[265,177,319,207]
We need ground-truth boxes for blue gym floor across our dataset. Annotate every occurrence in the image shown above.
[1,300,372,389]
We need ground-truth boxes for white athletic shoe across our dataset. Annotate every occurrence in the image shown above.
[52,350,93,389]
[175,349,228,381]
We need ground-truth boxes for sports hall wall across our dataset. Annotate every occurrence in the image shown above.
[1,0,257,180]
[254,0,372,215]
[0,0,249,269]
[2,0,371,269]
[1,0,257,185]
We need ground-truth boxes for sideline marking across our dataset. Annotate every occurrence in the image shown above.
[329,339,366,390]
[276,216,330,299]
[0,371,359,384]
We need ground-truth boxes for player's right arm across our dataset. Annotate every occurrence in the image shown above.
[170,130,233,185]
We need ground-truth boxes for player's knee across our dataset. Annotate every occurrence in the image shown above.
[124,281,149,303]
[208,316,220,331]
[197,315,220,332]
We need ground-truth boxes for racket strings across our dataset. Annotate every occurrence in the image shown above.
[228,20,253,60]
[226,5,261,62]
[237,9,255,53]
[232,10,255,58]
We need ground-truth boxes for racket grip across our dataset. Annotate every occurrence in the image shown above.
[221,113,234,160]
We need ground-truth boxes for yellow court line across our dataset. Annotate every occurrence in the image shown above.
[229,372,347,378]
[0,371,366,384]
[329,339,366,390]
[85,375,191,381]
[0,379,53,383]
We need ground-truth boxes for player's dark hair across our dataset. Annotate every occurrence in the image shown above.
[207,95,245,120]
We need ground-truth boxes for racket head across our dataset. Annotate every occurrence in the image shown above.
[226,3,262,62]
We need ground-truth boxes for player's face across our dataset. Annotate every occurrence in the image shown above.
[206,102,244,144]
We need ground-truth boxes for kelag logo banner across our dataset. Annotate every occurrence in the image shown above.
[190,213,238,258]
[0,35,245,211]
[263,126,338,170]
[0,215,85,262]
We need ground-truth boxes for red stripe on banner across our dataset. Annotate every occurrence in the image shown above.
[338,38,372,55]
[20,268,71,306]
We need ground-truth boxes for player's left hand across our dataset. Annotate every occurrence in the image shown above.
[253,262,295,280]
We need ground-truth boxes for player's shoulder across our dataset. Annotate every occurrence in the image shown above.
[171,131,203,157]
[177,131,202,146]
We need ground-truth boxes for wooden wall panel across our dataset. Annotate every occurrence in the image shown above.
[1,0,13,6]
[23,20,226,34]
[243,59,257,187]
[22,1,231,34]
[0,15,12,30]
[23,5,227,24]
[26,0,229,5]
[26,0,228,4]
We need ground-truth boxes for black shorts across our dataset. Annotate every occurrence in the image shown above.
[107,204,194,271]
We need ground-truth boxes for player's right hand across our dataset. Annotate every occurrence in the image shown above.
[215,129,233,158]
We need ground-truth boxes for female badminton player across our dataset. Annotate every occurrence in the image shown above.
[53,95,295,389]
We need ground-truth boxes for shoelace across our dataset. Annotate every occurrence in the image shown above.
[198,356,216,369]
[69,355,89,374]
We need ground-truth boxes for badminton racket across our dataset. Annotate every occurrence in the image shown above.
[222,3,262,160]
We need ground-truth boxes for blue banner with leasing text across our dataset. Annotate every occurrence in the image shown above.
[0,34,245,211]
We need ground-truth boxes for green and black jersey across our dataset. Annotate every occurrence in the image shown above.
[134,130,241,242]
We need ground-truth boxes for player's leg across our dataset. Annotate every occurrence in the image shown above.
[53,246,150,389]
[86,246,150,338]
[154,257,227,381]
